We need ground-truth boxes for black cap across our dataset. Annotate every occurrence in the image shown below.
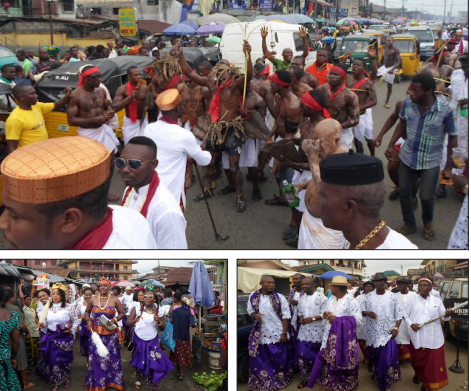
[372,272,387,281]
[363,280,374,287]
[397,277,412,285]
[319,150,384,186]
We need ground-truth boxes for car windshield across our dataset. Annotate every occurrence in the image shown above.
[393,40,416,53]
[404,29,434,42]
[343,40,371,53]
[461,281,468,299]
[0,48,14,57]
[369,25,386,30]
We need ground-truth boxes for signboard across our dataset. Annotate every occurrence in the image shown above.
[33,273,51,289]
[444,298,468,319]
[330,7,348,17]
[259,0,273,11]
[119,8,137,37]
[228,0,246,10]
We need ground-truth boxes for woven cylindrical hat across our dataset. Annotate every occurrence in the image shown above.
[156,88,181,111]
[1,136,111,204]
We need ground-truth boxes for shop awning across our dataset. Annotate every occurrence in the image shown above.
[454,261,468,270]
[238,267,312,293]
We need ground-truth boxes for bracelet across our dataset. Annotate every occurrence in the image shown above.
[281,332,287,336]
[393,327,399,331]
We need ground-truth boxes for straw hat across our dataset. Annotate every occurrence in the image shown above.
[331,276,348,286]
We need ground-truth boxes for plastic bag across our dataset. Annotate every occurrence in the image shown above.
[192,334,203,362]
[161,321,176,352]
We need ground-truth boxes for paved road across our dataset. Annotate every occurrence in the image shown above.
[237,339,469,391]
[27,335,224,391]
[106,78,463,250]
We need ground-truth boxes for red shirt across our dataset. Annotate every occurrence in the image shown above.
[306,61,333,86]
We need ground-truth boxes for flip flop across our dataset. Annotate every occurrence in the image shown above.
[396,225,417,236]
[24,383,35,390]
[423,227,435,241]
[178,376,185,381]
[297,380,308,389]
[134,381,141,390]
[384,104,391,108]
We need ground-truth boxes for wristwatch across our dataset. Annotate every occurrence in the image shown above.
[281,332,287,336]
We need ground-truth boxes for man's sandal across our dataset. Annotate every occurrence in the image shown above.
[134,381,142,390]
[24,383,35,390]
[193,188,213,202]
[423,227,435,241]
[297,380,308,389]
[396,226,417,236]
[236,194,246,213]
[217,185,236,196]
[384,104,391,108]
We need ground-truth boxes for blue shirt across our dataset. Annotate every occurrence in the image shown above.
[399,96,457,170]
[170,306,195,341]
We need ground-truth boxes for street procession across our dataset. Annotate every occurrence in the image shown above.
[0,0,468,250]
[237,259,469,391]
[0,259,228,391]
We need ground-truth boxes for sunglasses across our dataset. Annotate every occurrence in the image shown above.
[143,295,154,298]
[115,158,152,170]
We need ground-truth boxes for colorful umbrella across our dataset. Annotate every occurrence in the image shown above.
[116,281,135,288]
[288,13,314,24]
[163,23,196,36]
[336,18,357,26]
[318,271,352,280]
[140,279,165,288]
[206,36,221,43]
[196,21,225,35]
[265,14,297,24]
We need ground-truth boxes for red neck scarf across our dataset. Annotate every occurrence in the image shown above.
[329,83,345,101]
[78,66,100,87]
[459,40,464,54]
[351,77,369,91]
[160,116,179,125]
[208,79,232,122]
[126,81,139,123]
[301,92,331,118]
[269,73,291,87]
[70,207,114,249]
[167,74,181,90]
[121,171,160,218]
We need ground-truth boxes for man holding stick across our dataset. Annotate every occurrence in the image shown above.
[403,277,454,391]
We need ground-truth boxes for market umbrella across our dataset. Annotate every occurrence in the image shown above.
[196,21,225,35]
[265,14,297,24]
[369,18,383,23]
[163,23,197,36]
[316,18,327,22]
[318,271,352,280]
[116,281,136,288]
[140,279,165,288]
[195,13,240,26]
[391,19,403,23]
[288,13,314,24]
[206,36,221,43]
[336,18,357,26]
[189,261,216,331]
[358,18,371,24]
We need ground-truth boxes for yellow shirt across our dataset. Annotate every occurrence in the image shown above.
[6,102,54,148]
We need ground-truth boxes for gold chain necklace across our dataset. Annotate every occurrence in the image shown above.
[98,293,111,310]
[354,221,385,249]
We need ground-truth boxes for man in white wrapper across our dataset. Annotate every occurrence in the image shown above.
[403,277,454,391]
[360,272,403,390]
[143,89,212,210]
[67,65,119,153]
[394,278,415,363]
[118,136,187,249]
[376,36,401,109]
[355,280,374,368]
[295,277,326,389]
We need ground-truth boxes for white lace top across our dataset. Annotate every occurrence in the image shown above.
[360,291,404,348]
[395,291,416,344]
[355,294,368,340]
[297,292,327,343]
[247,292,291,345]
[135,307,166,341]
[45,303,80,334]
[127,301,143,316]
[290,291,302,329]
[321,294,362,350]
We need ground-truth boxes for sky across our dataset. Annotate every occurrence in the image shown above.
[372,0,468,16]
[281,260,424,278]
[136,260,201,274]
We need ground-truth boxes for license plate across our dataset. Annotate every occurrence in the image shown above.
[58,125,69,132]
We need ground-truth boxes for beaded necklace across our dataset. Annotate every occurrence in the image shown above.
[98,292,112,310]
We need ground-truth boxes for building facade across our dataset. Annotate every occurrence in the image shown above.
[421,260,458,277]
[6,260,60,268]
[58,260,137,281]
[296,260,366,279]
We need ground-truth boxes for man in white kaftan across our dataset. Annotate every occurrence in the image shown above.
[394,278,416,362]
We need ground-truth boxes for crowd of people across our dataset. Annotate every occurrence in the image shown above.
[0,277,213,391]
[245,272,455,391]
[0,20,468,249]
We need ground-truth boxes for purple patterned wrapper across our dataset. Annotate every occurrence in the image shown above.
[35,322,74,386]
[297,340,321,380]
[130,333,174,388]
[368,338,401,391]
[248,342,295,391]
[307,316,359,391]
[80,320,91,357]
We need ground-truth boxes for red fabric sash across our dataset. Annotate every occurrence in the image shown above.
[121,171,160,218]
[259,65,270,76]
[167,74,181,90]
[301,91,331,118]
[160,116,179,125]
[459,40,464,54]
[329,83,346,101]
[208,79,232,122]
[351,77,369,91]
[78,66,100,87]
[269,73,291,87]
[71,207,113,249]
[126,81,139,123]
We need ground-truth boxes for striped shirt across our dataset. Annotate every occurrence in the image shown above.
[399,96,456,170]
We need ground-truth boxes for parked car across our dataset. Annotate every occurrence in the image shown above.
[237,293,252,382]
[0,47,17,69]
[402,25,436,61]
[436,277,468,341]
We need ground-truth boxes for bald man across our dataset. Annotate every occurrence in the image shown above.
[247,276,295,390]
[296,119,348,249]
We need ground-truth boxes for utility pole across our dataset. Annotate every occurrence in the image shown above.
[401,0,404,17]
[383,0,386,21]
[401,264,403,276]
[335,0,339,23]
[443,0,446,24]
[449,0,453,23]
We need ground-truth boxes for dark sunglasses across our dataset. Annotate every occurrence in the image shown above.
[115,158,152,170]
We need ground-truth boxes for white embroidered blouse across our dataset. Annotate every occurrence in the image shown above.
[297,292,327,343]
[45,303,80,334]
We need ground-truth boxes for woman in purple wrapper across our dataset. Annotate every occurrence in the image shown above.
[84,276,125,391]
[34,283,80,391]
[128,290,173,390]
[77,287,93,357]
[126,289,145,379]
